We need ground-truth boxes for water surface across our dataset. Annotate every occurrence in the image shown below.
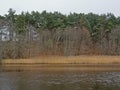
[0,70,120,90]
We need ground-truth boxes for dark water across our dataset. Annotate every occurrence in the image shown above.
[0,71,120,90]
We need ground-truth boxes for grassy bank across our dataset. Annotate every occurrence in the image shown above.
[1,55,120,71]
[1,55,120,64]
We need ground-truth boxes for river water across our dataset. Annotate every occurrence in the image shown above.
[0,70,120,90]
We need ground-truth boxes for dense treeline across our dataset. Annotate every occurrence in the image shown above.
[0,8,120,59]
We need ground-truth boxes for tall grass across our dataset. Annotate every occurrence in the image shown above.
[1,55,120,64]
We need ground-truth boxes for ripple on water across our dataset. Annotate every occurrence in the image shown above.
[0,71,120,90]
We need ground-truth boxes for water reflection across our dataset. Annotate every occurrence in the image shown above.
[0,71,120,90]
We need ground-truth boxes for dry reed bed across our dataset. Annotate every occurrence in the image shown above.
[1,55,120,65]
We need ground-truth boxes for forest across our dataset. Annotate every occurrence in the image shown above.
[0,8,120,59]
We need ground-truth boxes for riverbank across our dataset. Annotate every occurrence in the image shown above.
[1,55,120,64]
[1,55,120,71]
